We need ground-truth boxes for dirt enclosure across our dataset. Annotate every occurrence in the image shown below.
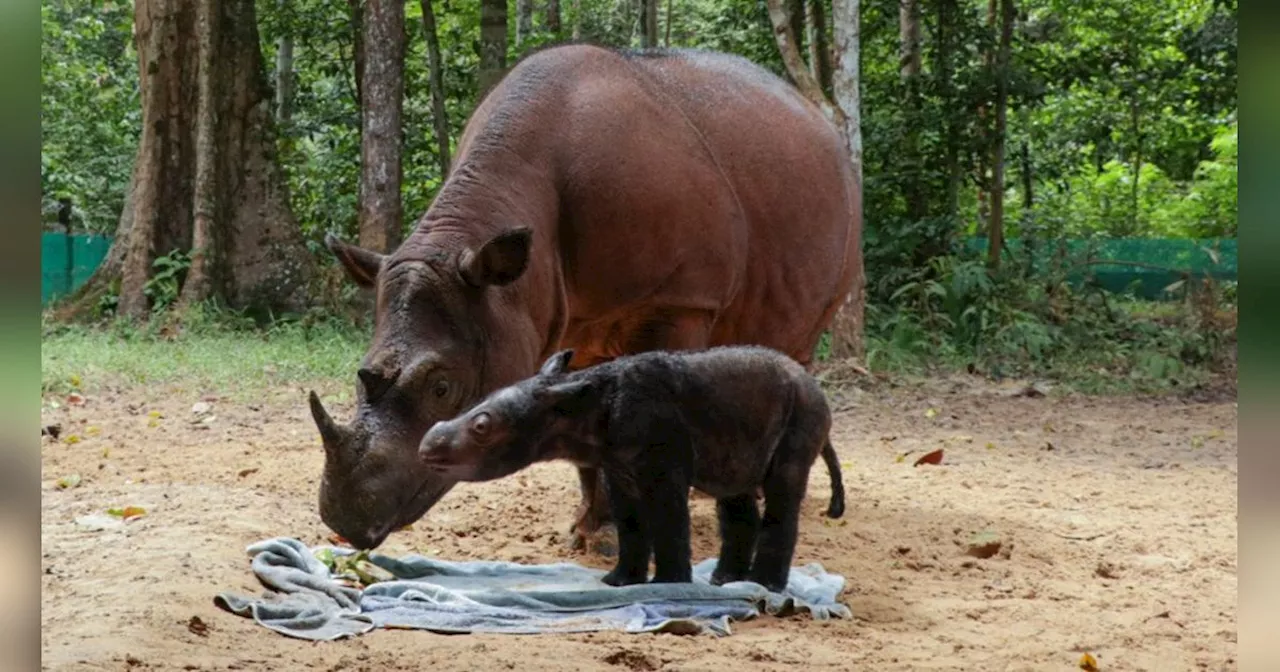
[40,375,1237,671]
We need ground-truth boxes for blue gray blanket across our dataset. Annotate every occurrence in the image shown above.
[214,537,851,639]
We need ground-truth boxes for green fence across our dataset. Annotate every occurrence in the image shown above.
[966,237,1237,299]
[42,232,113,306]
[38,233,1235,306]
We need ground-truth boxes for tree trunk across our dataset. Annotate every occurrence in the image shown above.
[641,0,658,47]
[829,0,864,360]
[787,0,805,58]
[348,0,365,107]
[1128,91,1142,236]
[807,0,831,93]
[899,0,925,222]
[766,0,841,125]
[420,0,451,178]
[478,0,508,96]
[935,0,961,219]
[358,0,406,254]
[65,0,312,321]
[664,0,673,46]
[274,0,294,125]
[987,0,1013,269]
[180,0,223,306]
[571,0,581,39]
[516,0,533,45]
[544,0,561,36]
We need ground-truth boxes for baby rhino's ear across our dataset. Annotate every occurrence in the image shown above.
[539,349,575,378]
[548,380,595,416]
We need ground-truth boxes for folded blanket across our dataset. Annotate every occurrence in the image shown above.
[214,537,851,639]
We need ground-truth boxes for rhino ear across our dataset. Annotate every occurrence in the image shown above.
[325,233,385,289]
[459,227,532,287]
[547,379,596,416]
[539,349,575,378]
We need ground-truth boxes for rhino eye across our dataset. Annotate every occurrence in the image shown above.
[470,412,491,436]
[431,379,450,399]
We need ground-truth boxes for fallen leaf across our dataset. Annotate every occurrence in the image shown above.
[62,434,82,445]
[147,410,162,419]
[191,401,212,415]
[895,452,909,463]
[399,524,414,532]
[924,408,938,419]
[67,393,86,406]
[69,374,82,388]
[41,424,62,439]
[914,449,944,466]
[328,533,351,547]
[1191,436,1205,449]
[106,506,147,521]
[840,461,853,469]
[1043,441,1056,451]
[147,418,160,428]
[86,426,102,436]
[1079,652,1099,672]
[101,446,110,458]
[966,530,1003,558]
[187,615,209,637]
[56,474,82,489]
[237,467,259,478]
[985,441,996,450]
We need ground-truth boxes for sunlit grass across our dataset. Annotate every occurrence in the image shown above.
[41,318,368,403]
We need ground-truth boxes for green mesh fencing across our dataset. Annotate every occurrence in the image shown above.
[966,237,1237,299]
[42,232,113,306]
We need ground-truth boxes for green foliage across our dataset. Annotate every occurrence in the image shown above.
[862,247,1234,393]
[41,0,140,234]
[142,250,191,313]
[40,0,1236,394]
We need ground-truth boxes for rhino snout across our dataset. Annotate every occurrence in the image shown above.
[419,422,455,462]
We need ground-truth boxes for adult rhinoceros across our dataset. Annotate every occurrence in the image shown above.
[310,43,862,552]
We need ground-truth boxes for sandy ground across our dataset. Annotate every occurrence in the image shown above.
[40,376,1237,671]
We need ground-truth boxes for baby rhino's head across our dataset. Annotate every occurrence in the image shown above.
[417,349,597,482]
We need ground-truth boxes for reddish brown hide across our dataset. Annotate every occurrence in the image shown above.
[311,44,862,553]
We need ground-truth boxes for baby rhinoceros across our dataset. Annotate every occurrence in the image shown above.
[417,345,846,593]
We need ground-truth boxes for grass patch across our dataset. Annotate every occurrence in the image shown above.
[41,315,369,403]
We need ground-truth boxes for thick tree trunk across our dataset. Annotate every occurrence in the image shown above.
[807,0,831,93]
[899,0,925,222]
[544,0,561,36]
[181,0,222,306]
[987,0,1013,269]
[640,0,658,47]
[274,0,294,125]
[420,0,451,178]
[517,0,533,45]
[478,0,508,96]
[65,0,313,321]
[829,0,864,360]
[358,0,406,254]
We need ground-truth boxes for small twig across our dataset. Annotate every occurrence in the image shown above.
[1053,531,1110,541]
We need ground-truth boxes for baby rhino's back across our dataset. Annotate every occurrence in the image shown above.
[676,346,829,495]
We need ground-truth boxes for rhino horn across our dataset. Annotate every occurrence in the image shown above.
[308,391,355,463]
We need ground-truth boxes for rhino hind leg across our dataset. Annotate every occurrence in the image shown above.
[569,466,619,556]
